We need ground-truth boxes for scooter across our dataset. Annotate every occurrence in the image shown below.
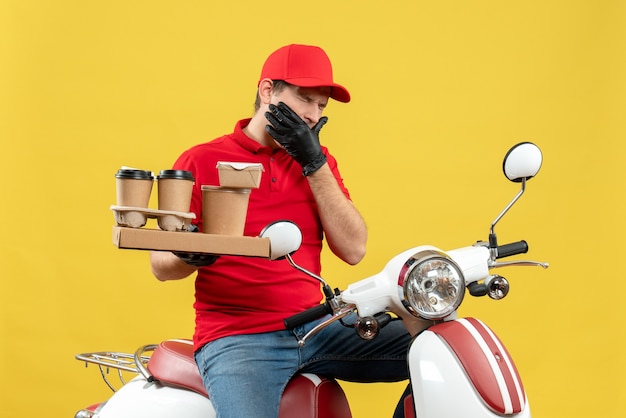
[75,142,547,418]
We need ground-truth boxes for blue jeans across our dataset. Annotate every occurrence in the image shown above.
[194,314,412,418]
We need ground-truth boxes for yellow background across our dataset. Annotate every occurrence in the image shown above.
[1,1,624,417]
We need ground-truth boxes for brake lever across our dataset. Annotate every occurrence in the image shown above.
[491,260,549,269]
[296,304,356,347]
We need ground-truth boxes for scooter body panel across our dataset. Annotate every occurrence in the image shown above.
[408,318,530,418]
[96,376,215,418]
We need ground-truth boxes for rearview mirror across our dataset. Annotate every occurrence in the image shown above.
[503,142,543,182]
[259,221,303,260]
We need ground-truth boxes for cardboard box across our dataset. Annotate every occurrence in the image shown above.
[217,162,263,188]
[112,226,270,258]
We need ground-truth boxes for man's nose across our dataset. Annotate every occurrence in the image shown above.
[302,107,322,127]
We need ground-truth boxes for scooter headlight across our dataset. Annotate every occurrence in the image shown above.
[399,249,465,320]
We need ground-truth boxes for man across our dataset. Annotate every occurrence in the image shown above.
[150,44,411,418]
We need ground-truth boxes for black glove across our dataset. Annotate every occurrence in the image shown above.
[265,102,328,176]
[172,224,219,267]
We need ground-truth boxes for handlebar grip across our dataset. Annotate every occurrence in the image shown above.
[284,303,331,330]
[497,240,528,258]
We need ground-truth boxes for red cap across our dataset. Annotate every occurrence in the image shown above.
[259,44,351,103]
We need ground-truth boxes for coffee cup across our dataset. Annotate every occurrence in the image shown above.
[115,169,154,208]
[157,170,195,212]
[157,170,195,231]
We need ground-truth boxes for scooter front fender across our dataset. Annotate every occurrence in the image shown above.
[408,317,530,418]
[96,376,215,418]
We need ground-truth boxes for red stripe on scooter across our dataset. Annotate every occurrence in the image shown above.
[431,318,524,414]
[464,318,525,412]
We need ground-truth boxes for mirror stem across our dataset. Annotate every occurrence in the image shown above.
[285,254,328,286]
[490,177,526,236]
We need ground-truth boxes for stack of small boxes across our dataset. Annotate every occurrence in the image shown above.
[201,162,264,236]
[111,162,269,257]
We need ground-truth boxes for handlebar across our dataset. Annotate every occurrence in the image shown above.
[284,303,332,330]
[497,240,528,258]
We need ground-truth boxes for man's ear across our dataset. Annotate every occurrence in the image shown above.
[258,78,274,105]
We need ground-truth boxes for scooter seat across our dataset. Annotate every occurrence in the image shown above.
[148,339,352,418]
[148,339,207,395]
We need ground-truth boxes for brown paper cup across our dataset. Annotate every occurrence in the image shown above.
[115,169,154,208]
[157,170,195,212]
[201,186,251,235]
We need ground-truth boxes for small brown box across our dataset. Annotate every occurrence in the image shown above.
[217,162,263,188]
